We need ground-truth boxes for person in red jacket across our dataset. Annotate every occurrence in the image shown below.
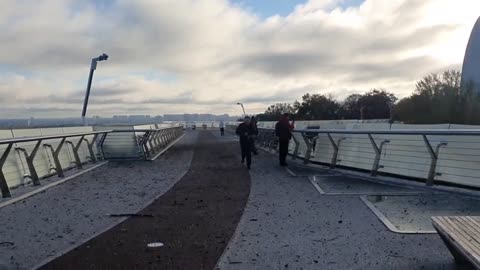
[275,113,294,166]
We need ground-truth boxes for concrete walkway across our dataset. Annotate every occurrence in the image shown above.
[41,131,251,270]
[0,130,472,269]
[0,132,196,269]
[217,149,457,270]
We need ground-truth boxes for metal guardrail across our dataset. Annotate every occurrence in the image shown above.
[233,125,480,189]
[0,131,111,198]
[0,126,184,198]
[101,126,184,160]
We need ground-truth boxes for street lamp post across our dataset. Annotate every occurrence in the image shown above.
[82,53,109,125]
[236,102,246,116]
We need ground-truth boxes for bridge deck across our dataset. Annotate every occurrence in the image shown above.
[1,130,479,269]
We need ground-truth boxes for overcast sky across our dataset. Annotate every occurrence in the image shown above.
[0,0,479,118]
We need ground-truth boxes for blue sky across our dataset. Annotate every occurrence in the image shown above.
[231,0,365,17]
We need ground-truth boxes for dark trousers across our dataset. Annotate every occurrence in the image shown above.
[279,139,289,165]
[250,138,258,154]
[240,139,251,166]
[220,128,225,136]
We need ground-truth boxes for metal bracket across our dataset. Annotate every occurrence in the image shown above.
[153,131,162,148]
[140,131,152,159]
[327,133,346,169]
[0,143,13,197]
[291,134,300,160]
[83,133,99,163]
[302,132,318,164]
[43,137,66,177]
[423,135,448,186]
[98,133,108,161]
[147,131,156,154]
[14,139,42,186]
[66,135,84,169]
[368,134,390,176]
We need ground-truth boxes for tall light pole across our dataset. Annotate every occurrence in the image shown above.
[236,102,246,116]
[82,53,109,125]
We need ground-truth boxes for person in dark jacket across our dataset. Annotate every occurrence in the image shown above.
[249,116,259,155]
[236,116,252,169]
[275,113,294,166]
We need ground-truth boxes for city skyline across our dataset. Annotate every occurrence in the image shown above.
[1,0,479,118]
[0,113,241,128]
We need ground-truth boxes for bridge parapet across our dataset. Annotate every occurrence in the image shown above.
[252,127,480,189]
[0,126,184,198]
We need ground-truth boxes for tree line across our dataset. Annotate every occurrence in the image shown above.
[256,70,480,124]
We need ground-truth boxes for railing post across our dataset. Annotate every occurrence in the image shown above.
[302,132,317,164]
[291,134,300,160]
[15,140,43,186]
[368,134,390,176]
[147,131,156,154]
[327,133,345,169]
[83,134,99,163]
[66,135,84,169]
[159,130,167,147]
[141,131,152,159]
[160,130,166,146]
[0,143,13,197]
[44,137,66,177]
[98,133,108,161]
[423,135,447,186]
[154,131,161,148]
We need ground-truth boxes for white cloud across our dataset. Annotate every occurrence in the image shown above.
[0,0,479,117]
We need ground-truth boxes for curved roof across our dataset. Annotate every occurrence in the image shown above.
[461,17,480,92]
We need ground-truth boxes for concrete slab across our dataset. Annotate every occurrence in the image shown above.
[217,152,457,270]
[311,175,426,196]
[362,194,480,234]
[285,163,340,177]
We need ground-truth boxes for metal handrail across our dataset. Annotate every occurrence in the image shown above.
[255,127,480,188]
[0,130,111,198]
[259,127,480,136]
[0,131,112,145]
[0,126,185,198]
[101,126,184,160]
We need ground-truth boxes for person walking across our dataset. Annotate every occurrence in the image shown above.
[219,120,225,136]
[275,113,294,167]
[249,116,259,155]
[236,116,252,169]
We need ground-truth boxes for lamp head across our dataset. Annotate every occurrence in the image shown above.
[98,53,109,61]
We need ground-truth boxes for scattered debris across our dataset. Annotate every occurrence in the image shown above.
[147,242,164,248]
[0,242,14,247]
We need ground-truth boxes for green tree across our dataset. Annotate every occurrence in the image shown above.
[393,70,479,124]
[339,89,397,120]
[294,94,340,120]
[256,103,296,121]
[338,94,362,119]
